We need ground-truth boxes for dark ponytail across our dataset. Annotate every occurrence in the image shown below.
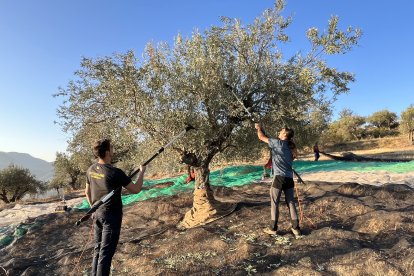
[284,127,297,159]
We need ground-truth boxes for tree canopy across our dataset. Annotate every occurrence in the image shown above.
[56,1,360,173]
[55,0,361,226]
[50,152,91,191]
[322,109,366,143]
[367,109,398,130]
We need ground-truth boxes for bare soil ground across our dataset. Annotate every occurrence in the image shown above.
[1,137,413,275]
[1,178,413,276]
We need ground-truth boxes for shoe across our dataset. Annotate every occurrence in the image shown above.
[291,227,302,239]
[263,228,278,235]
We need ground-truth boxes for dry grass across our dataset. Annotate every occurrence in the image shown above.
[324,135,413,152]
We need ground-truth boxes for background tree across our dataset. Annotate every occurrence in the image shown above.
[56,0,361,227]
[296,107,332,148]
[322,109,366,143]
[50,152,90,190]
[365,109,398,138]
[0,165,46,203]
[366,109,398,129]
[400,104,414,144]
[48,177,65,197]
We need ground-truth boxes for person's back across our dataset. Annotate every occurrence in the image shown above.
[87,163,130,214]
[268,138,293,178]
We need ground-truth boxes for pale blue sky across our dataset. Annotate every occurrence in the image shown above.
[0,1,413,161]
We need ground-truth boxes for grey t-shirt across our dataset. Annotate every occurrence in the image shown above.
[268,138,293,178]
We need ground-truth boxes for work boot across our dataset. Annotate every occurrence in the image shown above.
[263,227,278,235]
[291,227,302,239]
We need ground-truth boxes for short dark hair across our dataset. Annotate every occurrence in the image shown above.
[93,139,111,159]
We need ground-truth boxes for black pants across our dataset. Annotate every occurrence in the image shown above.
[269,187,299,231]
[92,211,122,276]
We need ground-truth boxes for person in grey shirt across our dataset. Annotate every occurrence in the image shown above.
[254,123,301,238]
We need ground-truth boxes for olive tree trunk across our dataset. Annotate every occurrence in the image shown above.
[178,165,236,229]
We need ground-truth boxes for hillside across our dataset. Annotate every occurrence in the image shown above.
[0,152,54,181]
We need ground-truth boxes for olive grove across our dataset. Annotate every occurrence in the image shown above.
[56,1,361,227]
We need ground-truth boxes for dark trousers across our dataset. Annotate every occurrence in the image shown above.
[314,152,320,161]
[92,211,122,276]
[269,187,299,231]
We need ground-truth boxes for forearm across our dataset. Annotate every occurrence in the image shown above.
[85,185,92,206]
[134,171,145,193]
[257,128,269,143]
[125,167,146,194]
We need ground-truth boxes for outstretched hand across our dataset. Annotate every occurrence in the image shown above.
[254,123,262,130]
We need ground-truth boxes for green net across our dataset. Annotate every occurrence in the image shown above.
[75,160,414,210]
[75,165,265,210]
[294,160,414,174]
[14,226,28,237]
[0,219,45,248]
[0,235,13,248]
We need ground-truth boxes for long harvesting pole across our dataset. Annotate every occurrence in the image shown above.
[75,124,196,226]
[228,91,305,183]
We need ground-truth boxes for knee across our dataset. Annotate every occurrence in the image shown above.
[285,198,295,207]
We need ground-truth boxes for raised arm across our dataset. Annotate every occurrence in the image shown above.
[255,123,269,144]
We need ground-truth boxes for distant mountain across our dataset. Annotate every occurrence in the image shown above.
[0,152,54,181]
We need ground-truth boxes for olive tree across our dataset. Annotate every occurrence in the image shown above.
[365,109,398,137]
[50,152,93,191]
[322,109,366,143]
[0,165,46,203]
[367,109,398,130]
[56,0,360,227]
[400,105,414,143]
